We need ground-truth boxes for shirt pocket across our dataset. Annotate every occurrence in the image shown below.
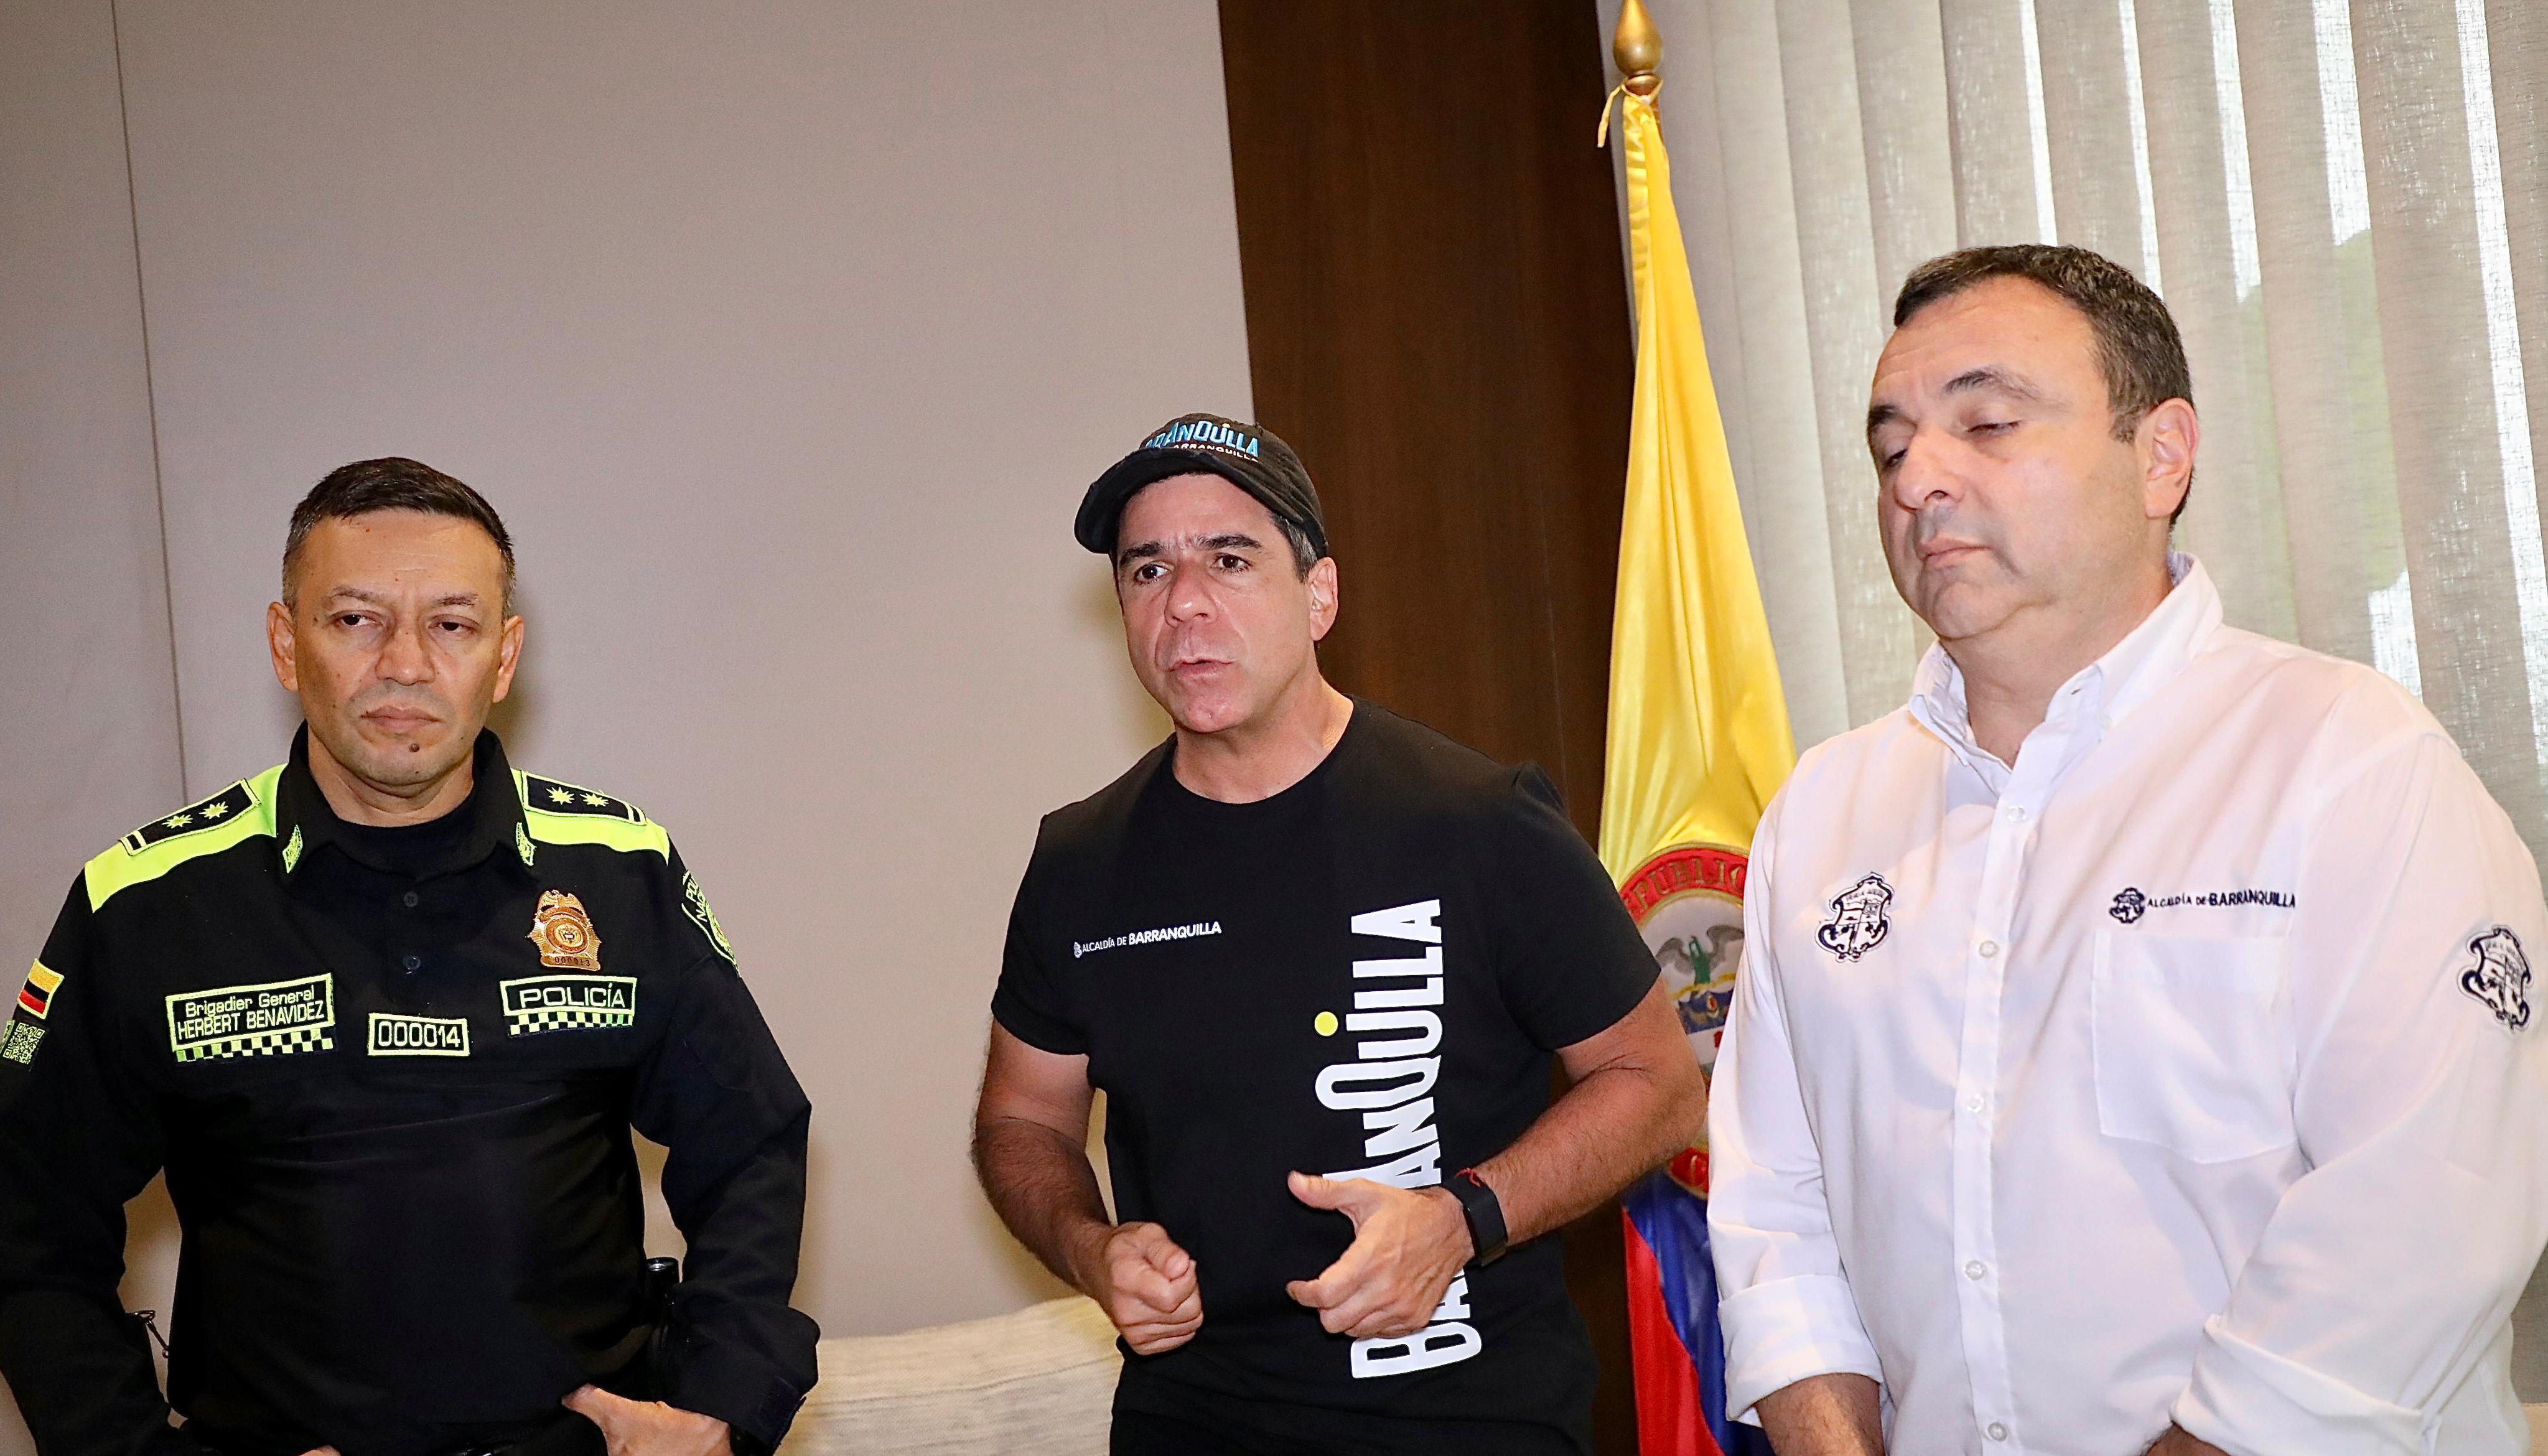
[2090,931,2296,1163]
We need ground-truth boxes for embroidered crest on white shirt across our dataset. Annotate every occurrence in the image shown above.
[2461,926,2533,1031]
[1816,874,1893,962]
[2108,885,2296,924]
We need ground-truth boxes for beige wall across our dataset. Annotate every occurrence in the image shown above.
[0,1,187,1447]
[0,2,1248,1447]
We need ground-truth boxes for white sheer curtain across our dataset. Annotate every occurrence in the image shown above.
[1599,0,2547,1394]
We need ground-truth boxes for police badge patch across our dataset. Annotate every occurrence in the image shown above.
[527,890,602,971]
[1818,874,1895,963]
[2460,926,2533,1032]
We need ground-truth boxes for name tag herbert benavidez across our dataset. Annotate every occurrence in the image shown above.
[165,973,335,1062]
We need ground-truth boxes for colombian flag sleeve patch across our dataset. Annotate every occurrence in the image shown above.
[17,961,62,1020]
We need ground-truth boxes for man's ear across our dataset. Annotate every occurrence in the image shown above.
[492,615,526,704]
[268,600,301,693]
[2139,398,2199,522]
[1305,556,1340,642]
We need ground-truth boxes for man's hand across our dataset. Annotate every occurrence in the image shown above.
[562,1386,730,1456]
[1282,1172,1471,1339]
[1068,1220,1203,1354]
[2144,1427,2229,1455]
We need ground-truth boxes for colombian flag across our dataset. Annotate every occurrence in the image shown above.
[16,962,60,1020]
[1598,35,1795,1456]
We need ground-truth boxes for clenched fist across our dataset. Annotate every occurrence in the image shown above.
[1283,1172,1471,1340]
[1072,1220,1204,1354]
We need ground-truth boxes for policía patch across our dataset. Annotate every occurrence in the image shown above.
[1817,873,1894,963]
[165,974,335,1062]
[368,1012,470,1057]
[500,974,637,1036]
[16,961,61,1020]
[2461,926,2534,1032]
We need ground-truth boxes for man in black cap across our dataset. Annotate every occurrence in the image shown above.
[972,414,1706,1454]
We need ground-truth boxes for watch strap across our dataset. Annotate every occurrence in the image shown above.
[1452,1167,1510,1266]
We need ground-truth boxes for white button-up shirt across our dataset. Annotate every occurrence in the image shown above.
[1709,558,2548,1455]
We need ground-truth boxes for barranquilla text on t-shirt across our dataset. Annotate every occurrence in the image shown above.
[1314,897,1483,1379]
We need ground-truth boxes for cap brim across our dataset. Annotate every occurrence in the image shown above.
[1076,448,1281,555]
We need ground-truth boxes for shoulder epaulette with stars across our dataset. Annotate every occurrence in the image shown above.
[84,767,286,912]
[123,781,259,852]
[515,772,670,862]
[521,775,643,823]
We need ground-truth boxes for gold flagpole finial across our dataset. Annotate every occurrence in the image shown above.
[1614,0,1662,98]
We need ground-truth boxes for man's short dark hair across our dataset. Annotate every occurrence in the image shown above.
[1261,513,1322,578]
[282,458,516,611]
[1893,244,2194,523]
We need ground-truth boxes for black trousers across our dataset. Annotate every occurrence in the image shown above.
[1110,1407,1584,1456]
[478,1411,607,1456]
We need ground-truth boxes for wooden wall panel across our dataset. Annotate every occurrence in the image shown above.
[1217,3,1640,1448]
[1217,0,1633,833]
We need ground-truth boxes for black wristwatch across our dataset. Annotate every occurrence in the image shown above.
[1450,1167,1510,1266]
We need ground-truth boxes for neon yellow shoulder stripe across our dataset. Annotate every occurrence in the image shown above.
[515,771,671,858]
[85,766,285,911]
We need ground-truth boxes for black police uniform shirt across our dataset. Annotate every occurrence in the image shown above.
[0,729,818,1456]
[992,702,1658,1447]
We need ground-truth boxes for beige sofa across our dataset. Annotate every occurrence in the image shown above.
[776,1299,2548,1454]
[778,1297,1121,1456]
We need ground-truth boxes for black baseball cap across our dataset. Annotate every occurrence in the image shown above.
[1075,413,1329,561]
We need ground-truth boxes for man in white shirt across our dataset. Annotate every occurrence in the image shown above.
[1707,243,2548,1456]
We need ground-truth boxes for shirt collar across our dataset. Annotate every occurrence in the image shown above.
[274,725,531,882]
[1909,553,2221,781]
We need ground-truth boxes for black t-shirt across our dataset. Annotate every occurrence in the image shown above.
[992,702,1656,1449]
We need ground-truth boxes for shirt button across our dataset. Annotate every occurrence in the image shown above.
[401,954,422,971]
[1966,1094,1986,1112]
[402,891,421,908]
[1979,940,1999,958]
[1987,1422,2009,1441]
[2003,805,2026,822]
[1965,1260,1986,1280]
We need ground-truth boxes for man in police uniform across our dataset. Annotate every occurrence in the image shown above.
[1709,247,2548,1454]
[973,414,1707,1454]
[0,459,816,1456]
